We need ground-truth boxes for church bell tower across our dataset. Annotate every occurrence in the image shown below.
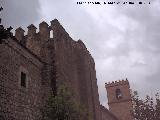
[105,79,133,120]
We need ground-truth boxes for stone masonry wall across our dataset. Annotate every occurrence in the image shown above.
[100,105,119,120]
[106,80,133,120]
[51,19,102,120]
[0,38,43,120]
[0,19,102,120]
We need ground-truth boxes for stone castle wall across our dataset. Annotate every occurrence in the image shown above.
[50,19,102,120]
[100,105,118,120]
[0,19,102,120]
[0,38,43,120]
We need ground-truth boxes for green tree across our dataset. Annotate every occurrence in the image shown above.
[0,7,13,42]
[41,84,92,120]
[131,91,160,120]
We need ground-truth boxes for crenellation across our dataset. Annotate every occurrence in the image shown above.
[0,19,103,120]
[27,24,37,37]
[15,27,25,42]
[74,40,90,55]
[72,39,96,71]
[39,21,50,40]
[39,21,49,27]
[106,79,133,120]
[77,40,93,57]
[50,19,69,40]
[105,79,129,88]
[77,39,86,49]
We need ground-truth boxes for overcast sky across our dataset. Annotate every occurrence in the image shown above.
[1,0,160,107]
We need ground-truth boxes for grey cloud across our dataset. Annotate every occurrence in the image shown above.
[91,0,160,104]
[1,0,41,28]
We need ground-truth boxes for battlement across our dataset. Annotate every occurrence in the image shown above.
[15,27,25,42]
[27,24,37,36]
[12,19,95,63]
[0,16,102,120]
[105,78,129,88]
[14,19,69,41]
[71,39,95,63]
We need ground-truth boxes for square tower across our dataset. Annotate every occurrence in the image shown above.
[105,79,133,120]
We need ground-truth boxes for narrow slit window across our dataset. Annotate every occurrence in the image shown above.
[50,30,53,38]
[116,88,122,100]
[21,72,26,87]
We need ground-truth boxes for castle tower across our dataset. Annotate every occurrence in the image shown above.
[105,79,133,120]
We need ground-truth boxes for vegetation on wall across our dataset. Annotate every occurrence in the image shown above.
[41,84,92,120]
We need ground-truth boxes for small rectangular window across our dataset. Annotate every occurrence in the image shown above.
[21,72,26,87]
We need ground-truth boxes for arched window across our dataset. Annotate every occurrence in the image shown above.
[115,88,123,100]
